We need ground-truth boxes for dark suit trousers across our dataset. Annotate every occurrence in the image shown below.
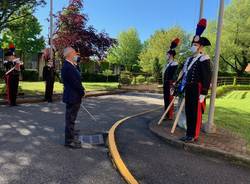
[45,80,54,102]
[65,103,81,143]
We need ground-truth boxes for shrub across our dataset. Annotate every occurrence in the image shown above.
[147,76,155,83]
[22,69,39,81]
[119,71,132,85]
[218,71,250,77]
[136,75,145,84]
[100,61,109,72]
[131,64,141,73]
[0,70,5,78]
[81,73,118,82]
[102,69,113,82]
[216,85,250,98]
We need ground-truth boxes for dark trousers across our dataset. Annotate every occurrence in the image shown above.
[65,103,81,144]
[5,74,19,106]
[163,80,174,119]
[45,80,54,102]
[185,83,204,139]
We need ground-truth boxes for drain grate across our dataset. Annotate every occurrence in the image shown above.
[79,134,106,145]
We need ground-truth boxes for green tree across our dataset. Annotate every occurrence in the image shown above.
[206,0,250,76]
[0,0,45,31]
[139,27,187,74]
[152,57,162,83]
[106,28,142,71]
[103,69,113,82]
[53,0,114,61]
[2,7,45,60]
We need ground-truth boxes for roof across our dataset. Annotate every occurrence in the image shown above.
[245,63,250,73]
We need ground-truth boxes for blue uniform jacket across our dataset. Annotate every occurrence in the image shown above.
[61,60,85,104]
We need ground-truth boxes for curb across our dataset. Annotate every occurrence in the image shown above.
[0,90,128,105]
[120,88,162,94]
[149,123,250,168]
[108,107,162,184]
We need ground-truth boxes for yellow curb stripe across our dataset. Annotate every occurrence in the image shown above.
[108,107,162,184]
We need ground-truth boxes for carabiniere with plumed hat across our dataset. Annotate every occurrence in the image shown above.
[3,43,24,106]
[162,38,181,120]
[178,18,212,143]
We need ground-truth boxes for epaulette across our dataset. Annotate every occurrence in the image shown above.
[200,55,210,62]
[171,61,178,66]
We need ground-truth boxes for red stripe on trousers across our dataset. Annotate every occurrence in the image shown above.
[194,83,205,140]
[168,81,174,119]
[5,75,11,104]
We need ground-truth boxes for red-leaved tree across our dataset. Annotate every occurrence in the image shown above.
[53,0,115,61]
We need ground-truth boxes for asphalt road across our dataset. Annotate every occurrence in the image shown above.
[0,92,162,184]
[1,92,250,184]
[116,111,250,184]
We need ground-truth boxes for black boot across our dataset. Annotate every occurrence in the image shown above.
[64,140,81,149]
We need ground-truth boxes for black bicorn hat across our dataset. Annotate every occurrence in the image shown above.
[192,18,211,47]
[5,50,14,57]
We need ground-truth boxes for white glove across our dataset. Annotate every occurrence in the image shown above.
[13,58,20,63]
[170,88,175,96]
[199,95,206,103]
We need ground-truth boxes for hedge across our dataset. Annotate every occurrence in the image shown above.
[216,85,250,98]
[0,70,4,82]
[81,73,119,82]
[22,69,39,81]
[218,71,250,77]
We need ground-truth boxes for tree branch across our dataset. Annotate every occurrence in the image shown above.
[220,55,237,71]
[6,12,32,24]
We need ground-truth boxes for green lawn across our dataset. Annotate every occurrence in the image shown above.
[0,81,119,95]
[205,90,250,145]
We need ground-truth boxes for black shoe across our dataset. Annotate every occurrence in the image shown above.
[64,141,81,149]
[10,104,18,107]
[185,136,196,143]
[179,136,188,142]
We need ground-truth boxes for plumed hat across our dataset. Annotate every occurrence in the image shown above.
[5,43,15,56]
[167,38,180,57]
[192,18,211,46]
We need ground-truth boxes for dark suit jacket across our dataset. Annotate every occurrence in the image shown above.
[61,60,85,104]
[43,66,55,83]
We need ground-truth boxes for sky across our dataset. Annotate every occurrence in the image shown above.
[35,0,231,42]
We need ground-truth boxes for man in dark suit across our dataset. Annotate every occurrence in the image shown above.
[61,47,85,149]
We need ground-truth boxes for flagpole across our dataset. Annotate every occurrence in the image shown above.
[50,0,53,61]
[199,0,204,20]
[206,0,225,133]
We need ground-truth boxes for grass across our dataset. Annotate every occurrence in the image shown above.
[1,81,249,145]
[0,81,119,95]
[205,90,250,145]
